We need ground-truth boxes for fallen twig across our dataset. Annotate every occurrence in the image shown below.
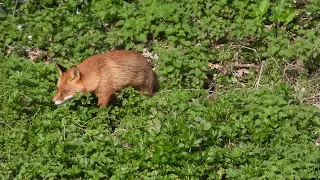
[13,0,19,17]
[0,91,9,98]
[255,60,266,89]
[234,62,256,68]
[230,44,261,61]
[0,121,13,130]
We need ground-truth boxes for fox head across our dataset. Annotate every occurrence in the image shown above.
[52,64,86,105]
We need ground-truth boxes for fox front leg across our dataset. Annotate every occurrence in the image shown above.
[96,91,114,107]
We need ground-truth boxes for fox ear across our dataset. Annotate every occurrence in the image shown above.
[56,63,67,76]
[70,66,80,81]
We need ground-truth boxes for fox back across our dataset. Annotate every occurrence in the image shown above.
[52,50,159,106]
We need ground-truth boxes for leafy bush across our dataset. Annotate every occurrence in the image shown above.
[1,0,320,179]
[1,56,320,179]
[1,0,319,88]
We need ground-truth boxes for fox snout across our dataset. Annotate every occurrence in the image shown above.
[52,94,74,105]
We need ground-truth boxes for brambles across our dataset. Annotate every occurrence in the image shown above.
[1,0,320,179]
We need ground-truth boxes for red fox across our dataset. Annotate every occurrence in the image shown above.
[52,50,159,106]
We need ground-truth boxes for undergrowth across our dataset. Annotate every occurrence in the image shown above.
[0,0,320,179]
[1,53,320,179]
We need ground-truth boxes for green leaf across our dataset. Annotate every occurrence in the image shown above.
[179,39,192,46]
[135,44,143,52]
[125,42,134,50]
[168,36,178,42]
[278,49,293,57]
[166,66,174,73]
[173,60,182,68]
[137,33,147,43]
[285,9,297,24]
[85,48,94,56]
[259,0,270,16]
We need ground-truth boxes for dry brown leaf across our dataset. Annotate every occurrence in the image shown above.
[234,69,249,78]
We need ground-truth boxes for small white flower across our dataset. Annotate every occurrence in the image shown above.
[17,25,23,31]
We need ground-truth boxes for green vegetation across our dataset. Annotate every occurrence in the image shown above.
[1,0,320,179]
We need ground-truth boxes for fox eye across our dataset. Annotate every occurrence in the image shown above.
[62,89,68,94]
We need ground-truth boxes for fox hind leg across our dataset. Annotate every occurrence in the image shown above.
[109,94,117,106]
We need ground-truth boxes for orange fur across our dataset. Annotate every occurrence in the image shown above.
[52,50,159,106]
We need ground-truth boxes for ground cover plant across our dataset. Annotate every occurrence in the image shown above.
[1,0,320,179]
